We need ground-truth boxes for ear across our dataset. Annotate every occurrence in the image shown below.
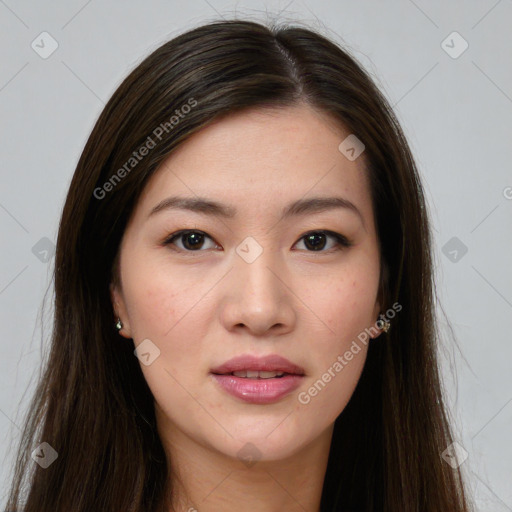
[370,298,383,340]
[110,281,132,339]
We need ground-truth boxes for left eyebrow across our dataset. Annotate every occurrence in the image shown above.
[148,195,366,229]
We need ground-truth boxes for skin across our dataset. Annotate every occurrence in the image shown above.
[111,103,384,512]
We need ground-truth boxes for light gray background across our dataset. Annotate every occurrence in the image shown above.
[1,1,511,510]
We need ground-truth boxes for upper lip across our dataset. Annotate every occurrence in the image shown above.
[211,354,306,375]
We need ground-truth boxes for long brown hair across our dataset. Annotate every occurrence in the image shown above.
[5,19,473,511]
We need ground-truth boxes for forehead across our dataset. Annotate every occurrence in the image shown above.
[134,104,374,225]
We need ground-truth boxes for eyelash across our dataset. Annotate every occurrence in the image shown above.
[162,229,353,254]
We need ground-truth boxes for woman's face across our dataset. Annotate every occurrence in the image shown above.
[111,104,383,463]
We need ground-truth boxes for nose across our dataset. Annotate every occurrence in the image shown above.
[219,248,296,337]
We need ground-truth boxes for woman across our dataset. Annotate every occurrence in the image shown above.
[5,19,473,512]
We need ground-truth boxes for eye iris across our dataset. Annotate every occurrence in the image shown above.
[183,232,204,250]
[304,233,326,251]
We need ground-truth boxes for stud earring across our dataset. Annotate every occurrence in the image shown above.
[115,318,123,331]
[377,313,391,333]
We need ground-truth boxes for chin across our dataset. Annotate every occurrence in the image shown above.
[207,414,318,463]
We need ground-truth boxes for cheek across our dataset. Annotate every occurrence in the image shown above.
[294,270,377,418]
[303,270,379,346]
[121,259,217,380]
[122,260,202,342]
[121,267,211,416]
[298,341,368,432]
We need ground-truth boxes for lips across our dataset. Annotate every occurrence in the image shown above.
[210,354,306,377]
[210,354,305,404]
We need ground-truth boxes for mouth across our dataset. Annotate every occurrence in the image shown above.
[210,353,306,376]
[210,354,305,404]
[214,370,290,379]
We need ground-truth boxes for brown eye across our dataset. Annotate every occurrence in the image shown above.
[164,230,218,251]
[163,229,352,254]
[294,231,352,252]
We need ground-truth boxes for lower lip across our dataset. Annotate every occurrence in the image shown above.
[211,374,304,404]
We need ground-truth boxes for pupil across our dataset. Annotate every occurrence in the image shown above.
[184,232,203,250]
[305,233,325,251]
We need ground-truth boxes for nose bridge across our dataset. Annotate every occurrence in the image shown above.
[233,238,283,301]
[222,237,294,333]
